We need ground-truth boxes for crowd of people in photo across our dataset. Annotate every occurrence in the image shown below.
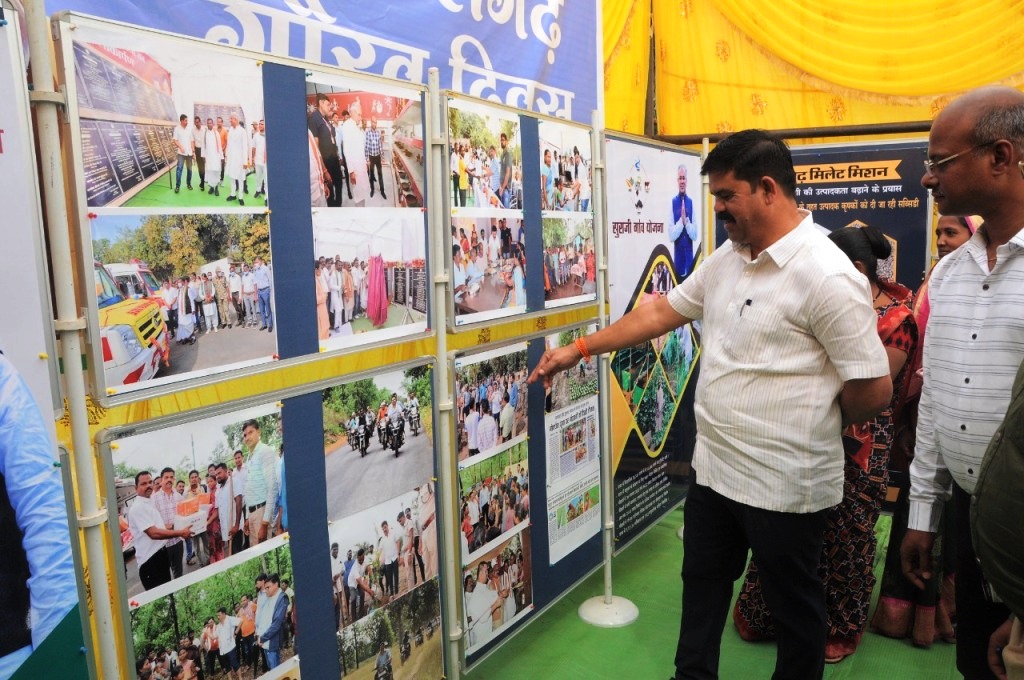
[156,259,275,346]
[451,219,526,313]
[308,93,390,208]
[543,240,596,297]
[172,113,268,205]
[460,465,529,554]
[449,132,521,209]
[462,549,528,648]
[330,487,438,632]
[135,573,294,680]
[540,146,591,212]
[124,420,285,594]
[313,255,370,340]
[455,366,528,458]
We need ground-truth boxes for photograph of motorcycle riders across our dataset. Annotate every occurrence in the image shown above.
[322,367,432,522]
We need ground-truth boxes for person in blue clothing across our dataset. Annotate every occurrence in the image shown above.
[0,352,78,678]
[668,164,699,279]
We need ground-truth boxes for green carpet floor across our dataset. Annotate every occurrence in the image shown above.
[465,507,958,679]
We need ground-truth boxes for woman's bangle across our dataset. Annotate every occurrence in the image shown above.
[574,336,591,361]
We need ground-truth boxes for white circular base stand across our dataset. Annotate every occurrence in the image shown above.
[578,595,640,628]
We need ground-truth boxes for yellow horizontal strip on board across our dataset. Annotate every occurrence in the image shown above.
[59,304,601,438]
[447,305,600,352]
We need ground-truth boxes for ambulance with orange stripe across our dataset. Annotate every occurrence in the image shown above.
[94,261,169,386]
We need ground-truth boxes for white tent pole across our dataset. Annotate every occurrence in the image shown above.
[577,107,639,628]
[24,3,120,677]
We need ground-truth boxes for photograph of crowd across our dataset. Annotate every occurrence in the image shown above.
[321,367,434,521]
[457,441,529,561]
[453,346,529,461]
[451,216,526,322]
[312,211,428,350]
[336,580,442,680]
[448,101,522,210]
[542,216,596,307]
[326,486,439,635]
[306,77,424,209]
[91,213,276,392]
[71,25,266,209]
[114,405,284,599]
[130,544,295,680]
[543,326,598,414]
[462,530,532,654]
[538,121,591,213]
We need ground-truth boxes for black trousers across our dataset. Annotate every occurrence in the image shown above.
[953,483,1010,679]
[167,540,185,578]
[675,482,827,680]
[139,547,172,591]
[369,154,384,195]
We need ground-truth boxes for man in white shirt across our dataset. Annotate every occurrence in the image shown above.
[530,129,891,680]
[191,115,206,190]
[252,119,268,200]
[151,467,186,579]
[231,451,248,554]
[128,471,191,591]
[380,520,400,596]
[464,403,480,455]
[172,114,194,193]
[330,542,346,629]
[900,86,1024,680]
[225,114,251,206]
[347,548,375,621]
[213,607,242,680]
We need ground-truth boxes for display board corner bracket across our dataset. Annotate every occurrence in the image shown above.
[29,88,67,108]
[76,506,108,529]
[54,315,87,332]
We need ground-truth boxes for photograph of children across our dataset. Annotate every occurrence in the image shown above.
[113,403,284,599]
[453,345,529,461]
[542,216,596,307]
[451,215,526,323]
[457,441,529,562]
[321,367,434,521]
[69,24,266,209]
[448,100,522,211]
[130,543,296,680]
[326,487,439,633]
[312,211,428,351]
[91,212,277,393]
[610,342,658,416]
[462,530,532,654]
[538,121,591,213]
[306,75,424,209]
[635,362,672,452]
[335,580,442,680]
[555,484,600,529]
[543,326,598,414]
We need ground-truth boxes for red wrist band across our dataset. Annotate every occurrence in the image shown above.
[574,336,591,361]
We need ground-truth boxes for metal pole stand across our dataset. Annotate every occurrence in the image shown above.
[577,109,638,629]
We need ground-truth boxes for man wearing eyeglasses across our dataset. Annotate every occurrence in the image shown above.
[901,85,1024,680]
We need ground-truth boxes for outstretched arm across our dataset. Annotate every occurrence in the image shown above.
[528,296,690,387]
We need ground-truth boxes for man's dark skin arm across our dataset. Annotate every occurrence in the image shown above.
[529,296,689,386]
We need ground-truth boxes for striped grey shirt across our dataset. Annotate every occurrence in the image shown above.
[909,227,1024,532]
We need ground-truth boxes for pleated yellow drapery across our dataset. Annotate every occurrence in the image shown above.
[603,0,651,134]
[647,0,1024,137]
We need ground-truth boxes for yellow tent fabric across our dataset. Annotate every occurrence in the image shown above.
[604,0,651,135]
[627,0,1024,136]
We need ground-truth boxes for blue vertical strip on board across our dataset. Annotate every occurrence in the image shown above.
[263,62,339,678]
[280,391,339,679]
[262,62,317,360]
[519,116,544,312]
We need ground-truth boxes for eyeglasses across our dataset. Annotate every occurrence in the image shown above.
[923,141,995,176]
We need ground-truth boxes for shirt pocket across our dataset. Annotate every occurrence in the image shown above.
[720,305,783,366]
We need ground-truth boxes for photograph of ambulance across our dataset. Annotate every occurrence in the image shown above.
[94,260,168,387]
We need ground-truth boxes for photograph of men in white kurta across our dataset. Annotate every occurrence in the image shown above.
[70,26,265,209]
